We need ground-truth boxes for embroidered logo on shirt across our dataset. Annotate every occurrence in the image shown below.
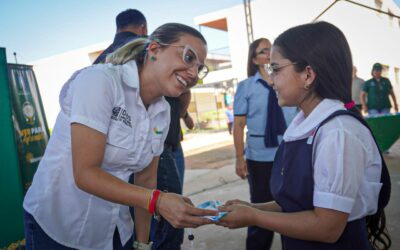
[153,127,163,135]
[111,107,132,128]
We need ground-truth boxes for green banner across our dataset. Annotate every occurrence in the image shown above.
[7,64,50,194]
[366,114,400,152]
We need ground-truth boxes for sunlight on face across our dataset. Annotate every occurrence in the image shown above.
[157,34,208,98]
[270,46,305,107]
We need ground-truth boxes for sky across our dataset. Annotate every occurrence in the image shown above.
[0,0,244,64]
[1,0,400,64]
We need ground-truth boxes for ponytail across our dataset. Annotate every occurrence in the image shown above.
[105,37,150,66]
[367,153,392,250]
[367,210,391,250]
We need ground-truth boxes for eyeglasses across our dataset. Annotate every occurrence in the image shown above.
[256,47,270,56]
[158,42,209,80]
[265,62,298,76]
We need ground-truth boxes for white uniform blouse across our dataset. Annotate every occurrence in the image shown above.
[283,99,382,221]
[23,60,170,249]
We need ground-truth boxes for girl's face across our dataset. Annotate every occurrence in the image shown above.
[269,46,308,107]
[252,40,271,67]
[151,34,207,97]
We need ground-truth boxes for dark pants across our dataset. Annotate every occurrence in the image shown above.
[227,122,233,134]
[174,144,185,185]
[24,210,133,250]
[246,159,274,250]
[151,147,184,250]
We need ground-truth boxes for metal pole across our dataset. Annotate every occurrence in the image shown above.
[13,52,18,64]
[243,0,254,45]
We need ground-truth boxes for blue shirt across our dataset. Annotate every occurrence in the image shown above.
[234,72,275,161]
[234,72,297,162]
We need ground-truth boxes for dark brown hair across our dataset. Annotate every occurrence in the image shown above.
[247,38,269,77]
[274,21,391,250]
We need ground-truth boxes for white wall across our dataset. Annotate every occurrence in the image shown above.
[197,0,400,100]
[31,42,109,128]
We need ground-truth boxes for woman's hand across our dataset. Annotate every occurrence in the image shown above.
[216,204,256,229]
[362,104,368,114]
[235,156,248,179]
[157,192,218,228]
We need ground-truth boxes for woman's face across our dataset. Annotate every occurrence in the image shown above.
[269,46,307,107]
[252,40,271,67]
[153,34,207,97]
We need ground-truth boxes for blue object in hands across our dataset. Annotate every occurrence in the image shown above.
[197,200,227,221]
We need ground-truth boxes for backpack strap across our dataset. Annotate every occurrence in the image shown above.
[312,110,391,210]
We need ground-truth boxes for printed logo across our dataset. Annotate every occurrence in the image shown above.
[22,101,35,125]
[153,127,163,135]
[111,107,132,128]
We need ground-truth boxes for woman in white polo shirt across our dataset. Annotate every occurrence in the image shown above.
[23,23,216,250]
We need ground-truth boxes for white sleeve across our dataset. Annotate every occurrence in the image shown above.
[70,68,115,134]
[313,129,369,213]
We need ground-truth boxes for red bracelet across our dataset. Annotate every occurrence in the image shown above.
[148,189,161,214]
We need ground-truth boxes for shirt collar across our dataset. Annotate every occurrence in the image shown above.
[120,60,169,118]
[113,31,138,43]
[253,71,264,83]
[121,60,140,88]
[283,99,346,141]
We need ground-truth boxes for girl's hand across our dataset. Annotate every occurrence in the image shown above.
[216,204,256,229]
[157,193,218,228]
[224,199,252,207]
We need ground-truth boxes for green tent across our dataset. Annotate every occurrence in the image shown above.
[366,114,400,152]
[0,48,50,249]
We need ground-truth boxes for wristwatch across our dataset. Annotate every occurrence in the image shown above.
[133,241,153,250]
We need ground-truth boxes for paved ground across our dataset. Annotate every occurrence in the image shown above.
[179,130,400,250]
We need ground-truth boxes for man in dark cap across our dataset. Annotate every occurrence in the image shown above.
[93,9,147,64]
[361,63,398,115]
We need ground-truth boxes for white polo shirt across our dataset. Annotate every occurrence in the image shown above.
[283,99,382,221]
[23,60,170,250]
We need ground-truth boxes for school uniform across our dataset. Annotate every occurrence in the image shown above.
[234,72,296,250]
[23,60,170,250]
[271,99,382,249]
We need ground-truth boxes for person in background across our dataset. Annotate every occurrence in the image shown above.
[218,21,390,250]
[361,63,398,115]
[351,66,364,110]
[151,90,198,250]
[23,23,217,250]
[233,37,289,250]
[226,105,234,134]
[176,92,195,185]
[93,9,147,64]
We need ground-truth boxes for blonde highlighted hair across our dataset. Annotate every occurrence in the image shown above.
[105,37,150,65]
[105,23,206,68]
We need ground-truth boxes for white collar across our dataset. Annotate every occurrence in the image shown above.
[119,60,167,117]
[121,60,140,88]
[283,99,346,141]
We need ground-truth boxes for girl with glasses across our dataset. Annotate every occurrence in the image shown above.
[23,23,216,250]
[218,22,391,250]
[232,37,294,250]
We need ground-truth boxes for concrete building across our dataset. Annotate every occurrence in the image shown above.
[31,0,400,128]
[195,0,400,103]
[31,42,108,128]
